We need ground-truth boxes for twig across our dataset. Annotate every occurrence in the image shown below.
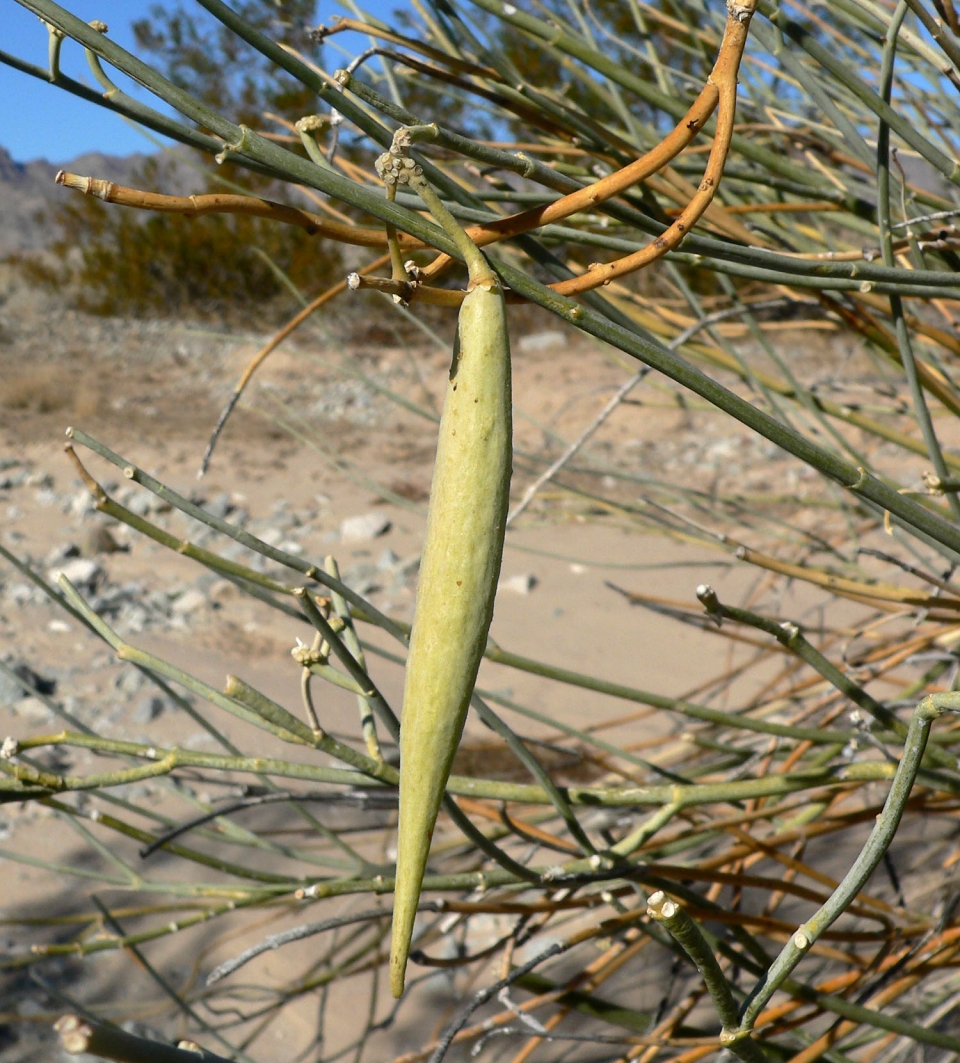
[426,943,567,1063]
[736,690,960,1035]
[198,252,391,477]
[56,1014,233,1063]
[507,296,790,525]
[206,906,424,984]
[646,891,766,1062]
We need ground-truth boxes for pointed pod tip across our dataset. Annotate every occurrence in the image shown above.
[389,951,407,998]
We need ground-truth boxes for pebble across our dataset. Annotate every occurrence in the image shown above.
[377,548,401,571]
[5,583,35,606]
[45,542,80,567]
[0,664,31,706]
[115,670,146,696]
[81,525,126,557]
[170,589,207,616]
[341,562,381,596]
[208,580,240,605]
[498,573,538,595]
[116,486,163,517]
[15,662,55,696]
[51,558,104,593]
[13,697,52,723]
[204,492,233,520]
[133,695,167,723]
[0,470,28,489]
[518,330,566,353]
[340,513,391,542]
[67,488,96,517]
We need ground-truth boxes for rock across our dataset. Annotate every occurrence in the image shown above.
[377,548,401,571]
[81,525,126,557]
[498,573,538,595]
[51,558,104,593]
[12,662,55,697]
[0,469,27,489]
[90,581,144,617]
[116,486,164,517]
[47,619,72,633]
[340,513,391,542]
[5,582,35,606]
[518,330,566,354]
[204,492,233,520]
[0,663,30,706]
[170,589,207,616]
[45,542,80,567]
[67,487,96,517]
[13,697,52,723]
[341,562,380,596]
[115,669,146,696]
[133,695,167,723]
[208,579,240,606]
[117,605,149,633]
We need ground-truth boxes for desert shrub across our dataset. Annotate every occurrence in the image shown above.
[4,1,960,1062]
[47,157,342,319]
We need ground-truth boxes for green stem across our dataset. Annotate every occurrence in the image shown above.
[737,691,960,1033]
[646,891,767,1062]
[876,2,960,522]
[56,1013,233,1063]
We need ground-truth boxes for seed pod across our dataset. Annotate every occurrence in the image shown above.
[390,275,512,997]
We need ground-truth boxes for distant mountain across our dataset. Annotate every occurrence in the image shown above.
[0,146,199,255]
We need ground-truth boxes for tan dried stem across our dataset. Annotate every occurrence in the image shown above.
[55,170,401,249]
[417,0,757,289]
[198,251,391,476]
[315,16,501,79]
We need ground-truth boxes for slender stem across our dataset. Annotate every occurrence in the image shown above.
[646,891,767,1061]
[875,3,960,521]
[56,1014,233,1063]
[737,691,960,1033]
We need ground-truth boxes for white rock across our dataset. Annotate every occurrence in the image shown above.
[339,513,391,542]
[14,697,51,723]
[498,573,538,595]
[68,489,96,517]
[170,589,207,616]
[47,619,72,633]
[6,583,34,606]
[518,330,566,354]
[51,558,104,593]
[377,548,401,570]
[44,542,80,567]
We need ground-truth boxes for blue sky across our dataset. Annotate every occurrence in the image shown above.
[0,1,397,162]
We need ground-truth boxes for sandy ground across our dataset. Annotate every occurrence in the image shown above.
[0,261,879,1060]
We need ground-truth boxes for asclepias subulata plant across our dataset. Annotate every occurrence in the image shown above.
[6,0,960,1061]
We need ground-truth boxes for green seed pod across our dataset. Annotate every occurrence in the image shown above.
[390,276,512,997]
